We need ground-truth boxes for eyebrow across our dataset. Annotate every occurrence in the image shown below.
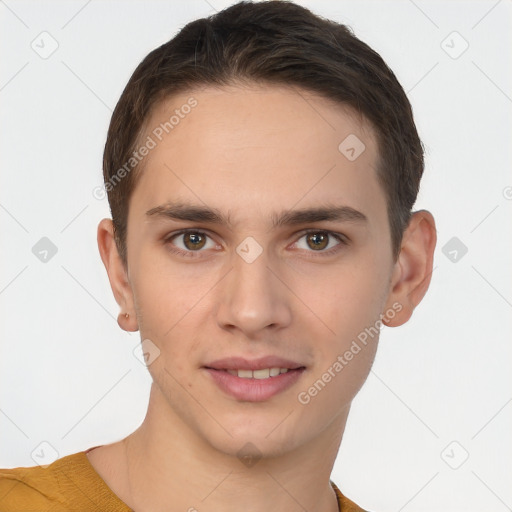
[145,202,367,228]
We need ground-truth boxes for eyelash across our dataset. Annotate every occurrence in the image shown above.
[163,229,348,259]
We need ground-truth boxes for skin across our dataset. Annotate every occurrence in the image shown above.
[93,83,436,512]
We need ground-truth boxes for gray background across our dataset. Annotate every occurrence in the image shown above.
[1,1,511,511]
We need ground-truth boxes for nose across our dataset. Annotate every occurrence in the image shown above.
[215,247,293,338]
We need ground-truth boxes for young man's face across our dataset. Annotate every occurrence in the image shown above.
[118,84,401,457]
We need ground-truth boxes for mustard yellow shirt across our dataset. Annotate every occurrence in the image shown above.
[0,449,367,511]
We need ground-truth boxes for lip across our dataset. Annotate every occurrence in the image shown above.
[203,356,304,371]
[203,367,306,402]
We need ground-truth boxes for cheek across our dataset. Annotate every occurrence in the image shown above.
[129,255,214,374]
[296,254,388,335]
[130,243,208,333]
[295,265,385,415]
[131,271,203,393]
[297,254,389,387]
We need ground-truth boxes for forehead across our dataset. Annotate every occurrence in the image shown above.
[131,83,385,228]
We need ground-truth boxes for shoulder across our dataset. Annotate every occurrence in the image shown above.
[0,456,61,511]
[0,450,131,512]
[331,480,371,512]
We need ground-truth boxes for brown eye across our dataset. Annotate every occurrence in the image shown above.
[294,230,346,255]
[306,232,329,250]
[165,230,216,256]
[183,232,206,250]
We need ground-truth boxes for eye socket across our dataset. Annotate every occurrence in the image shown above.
[164,230,217,258]
[293,230,346,254]
[164,229,347,259]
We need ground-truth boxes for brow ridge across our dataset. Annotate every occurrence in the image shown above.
[145,201,367,228]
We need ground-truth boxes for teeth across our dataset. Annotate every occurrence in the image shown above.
[269,367,281,377]
[253,368,270,379]
[225,367,292,379]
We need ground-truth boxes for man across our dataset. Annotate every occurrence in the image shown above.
[0,1,436,510]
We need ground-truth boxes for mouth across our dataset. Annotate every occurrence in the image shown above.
[202,366,306,402]
[203,355,305,372]
[204,366,305,379]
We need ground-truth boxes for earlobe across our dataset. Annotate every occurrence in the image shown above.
[97,218,139,332]
[117,311,137,332]
[383,210,437,327]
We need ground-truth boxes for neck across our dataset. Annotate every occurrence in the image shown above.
[122,383,348,512]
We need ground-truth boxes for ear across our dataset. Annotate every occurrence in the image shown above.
[97,218,138,332]
[382,210,437,327]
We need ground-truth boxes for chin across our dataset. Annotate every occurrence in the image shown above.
[209,433,297,463]
[200,412,310,462]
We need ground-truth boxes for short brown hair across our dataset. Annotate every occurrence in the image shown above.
[103,0,424,265]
